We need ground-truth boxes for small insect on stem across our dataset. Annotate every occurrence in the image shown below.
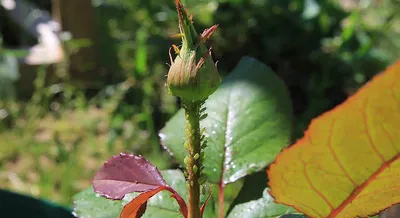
[172,44,180,55]
[168,45,181,66]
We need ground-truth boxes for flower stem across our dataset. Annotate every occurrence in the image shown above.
[183,100,202,218]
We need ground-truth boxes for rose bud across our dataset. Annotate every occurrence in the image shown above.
[167,0,221,101]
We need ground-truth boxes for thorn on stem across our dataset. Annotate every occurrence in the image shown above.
[171,33,184,39]
[194,47,212,72]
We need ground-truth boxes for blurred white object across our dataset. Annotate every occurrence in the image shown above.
[1,0,16,10]
[1,0,65,65]
[24,23,64,65]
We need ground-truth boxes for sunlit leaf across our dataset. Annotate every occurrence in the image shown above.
[160,56,292,184]
[268,61,400,218]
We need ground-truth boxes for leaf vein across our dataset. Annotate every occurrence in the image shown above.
[326,119,357,187]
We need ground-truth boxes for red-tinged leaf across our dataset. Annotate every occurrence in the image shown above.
[268,60,400,218]
[200,25,218,40]
[137,202,147,218]
[200,191,212,217]
[196,24,219,47]
[93,153,167,200]
[120,187,163,218]
[93,153,188,218]
[170,189,189,218]
[120,186,188,218]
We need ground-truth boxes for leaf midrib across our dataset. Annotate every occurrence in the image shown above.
[218,64,257,184]
[219,83,233,185]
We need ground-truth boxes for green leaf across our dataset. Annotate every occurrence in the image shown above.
[160,109,186,162]
[73,187,123,218]
[227,171,269,214]
[160,56,293,184]
[226,188,299,218]
[73,170,215,218]
[226,171,302,218]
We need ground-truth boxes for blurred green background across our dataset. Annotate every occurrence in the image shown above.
[0,0,399,209]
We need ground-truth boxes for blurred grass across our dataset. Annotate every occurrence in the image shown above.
[1,105,131,205]
[0,100,177,205]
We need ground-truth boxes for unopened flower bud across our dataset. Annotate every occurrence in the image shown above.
[167,0,220,101]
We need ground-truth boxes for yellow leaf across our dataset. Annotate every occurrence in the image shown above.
[268,61,400,218]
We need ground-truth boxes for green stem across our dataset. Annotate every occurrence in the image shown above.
[183,100,202,218]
